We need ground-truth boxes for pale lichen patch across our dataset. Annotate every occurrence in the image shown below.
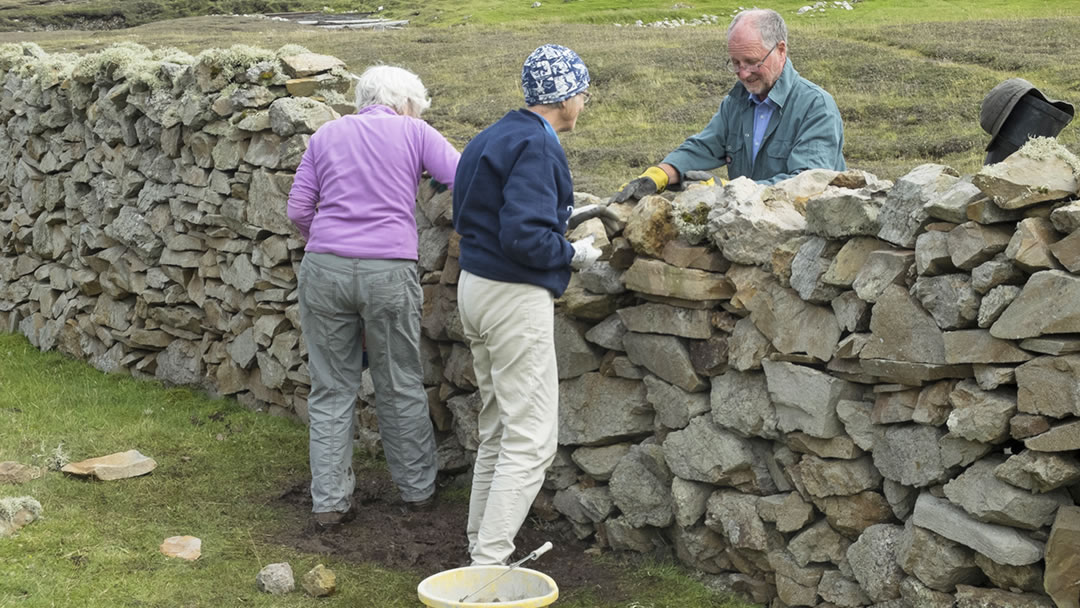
[0,496,42,523]
[1016,136,1080,177]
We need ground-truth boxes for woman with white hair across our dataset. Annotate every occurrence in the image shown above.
[288,65,460,528]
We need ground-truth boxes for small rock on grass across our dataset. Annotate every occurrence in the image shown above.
[159,535,201,561]
[0,462,45,484]
[256,562,295,594]
[0,496,42,537]
[302,564,336,597]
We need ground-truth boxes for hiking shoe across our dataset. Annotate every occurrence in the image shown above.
[313,509,355,529]
[404,495,436,513]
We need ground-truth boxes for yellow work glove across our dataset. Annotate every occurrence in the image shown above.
[680,170,728,189]
[611,166,670,203]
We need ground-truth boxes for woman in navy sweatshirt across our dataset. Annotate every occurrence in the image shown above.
[452,44,600,566]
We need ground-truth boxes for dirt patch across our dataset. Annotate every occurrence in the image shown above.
[272,465,633,603]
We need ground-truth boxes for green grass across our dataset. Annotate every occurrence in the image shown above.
[0,331,745,608]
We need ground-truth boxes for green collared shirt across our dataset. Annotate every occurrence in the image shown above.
[663,58,845,185]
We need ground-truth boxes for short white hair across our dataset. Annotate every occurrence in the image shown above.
[354,65,431,117]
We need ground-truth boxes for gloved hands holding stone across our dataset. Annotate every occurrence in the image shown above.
[684,170,719,185]
[611,166,670,203]
[570,234,602,270]
[667,170,726,191]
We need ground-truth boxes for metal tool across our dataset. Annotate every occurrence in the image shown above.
[459,541,553,603]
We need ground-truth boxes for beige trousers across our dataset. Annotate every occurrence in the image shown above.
[457,270,560,565]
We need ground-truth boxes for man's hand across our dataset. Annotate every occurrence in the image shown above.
[570,235,602,270]
[611,166,670,203]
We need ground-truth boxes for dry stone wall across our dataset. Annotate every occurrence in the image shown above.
[3,43,1080,608]
[0,41,354,416]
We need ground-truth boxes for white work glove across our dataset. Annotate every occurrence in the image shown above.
[570,234,602,270]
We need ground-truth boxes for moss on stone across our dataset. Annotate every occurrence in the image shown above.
[672,201,712,245]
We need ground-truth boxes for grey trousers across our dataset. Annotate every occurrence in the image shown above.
[299,252,437,513]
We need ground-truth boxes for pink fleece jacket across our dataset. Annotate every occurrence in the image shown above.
[287,105,460,259]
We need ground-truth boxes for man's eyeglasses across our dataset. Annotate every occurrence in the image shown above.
[580,90,592,105]
[724,43,778,74]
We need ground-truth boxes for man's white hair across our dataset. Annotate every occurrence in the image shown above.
[354,65,431,117]
[728,8,788,49]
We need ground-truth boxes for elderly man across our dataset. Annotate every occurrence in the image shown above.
[614,8,845,201]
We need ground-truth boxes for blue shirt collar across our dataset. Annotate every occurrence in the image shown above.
[536,114,559,140]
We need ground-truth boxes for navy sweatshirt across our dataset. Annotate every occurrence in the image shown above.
[452,109,576,297]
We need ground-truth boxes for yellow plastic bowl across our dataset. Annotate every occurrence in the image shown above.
[417,565,559,608]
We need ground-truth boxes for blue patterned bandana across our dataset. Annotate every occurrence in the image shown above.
[521,44,590,106]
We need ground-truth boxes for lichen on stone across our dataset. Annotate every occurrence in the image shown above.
[70,42,154,83]
[196,45,276,75]
[0,43,76,85]
[275,44,312,58]
[1016,136,1080,177]
[0,42,47,71]
[672,200,713,245]
[0,496,42,523]
[150,47,194,65]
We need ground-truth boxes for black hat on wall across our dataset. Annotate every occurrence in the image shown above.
[980,77,1071,154]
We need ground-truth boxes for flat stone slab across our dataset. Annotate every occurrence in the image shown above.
[160,535,201,561]
[61,449,157,480]
[911,492,1044,566]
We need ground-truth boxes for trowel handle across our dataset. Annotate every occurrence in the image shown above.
[530,541,553,560]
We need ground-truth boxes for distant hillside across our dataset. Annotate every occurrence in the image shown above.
[0,0,343,31]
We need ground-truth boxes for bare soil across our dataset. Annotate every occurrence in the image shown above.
[272,464,637,604]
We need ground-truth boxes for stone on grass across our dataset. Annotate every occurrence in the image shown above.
[160,535,201,561]
[256,562,295,594]
[302,564,336,597]
[0,496,42,537]
[0,462,45,484]
[61,449,157,480]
